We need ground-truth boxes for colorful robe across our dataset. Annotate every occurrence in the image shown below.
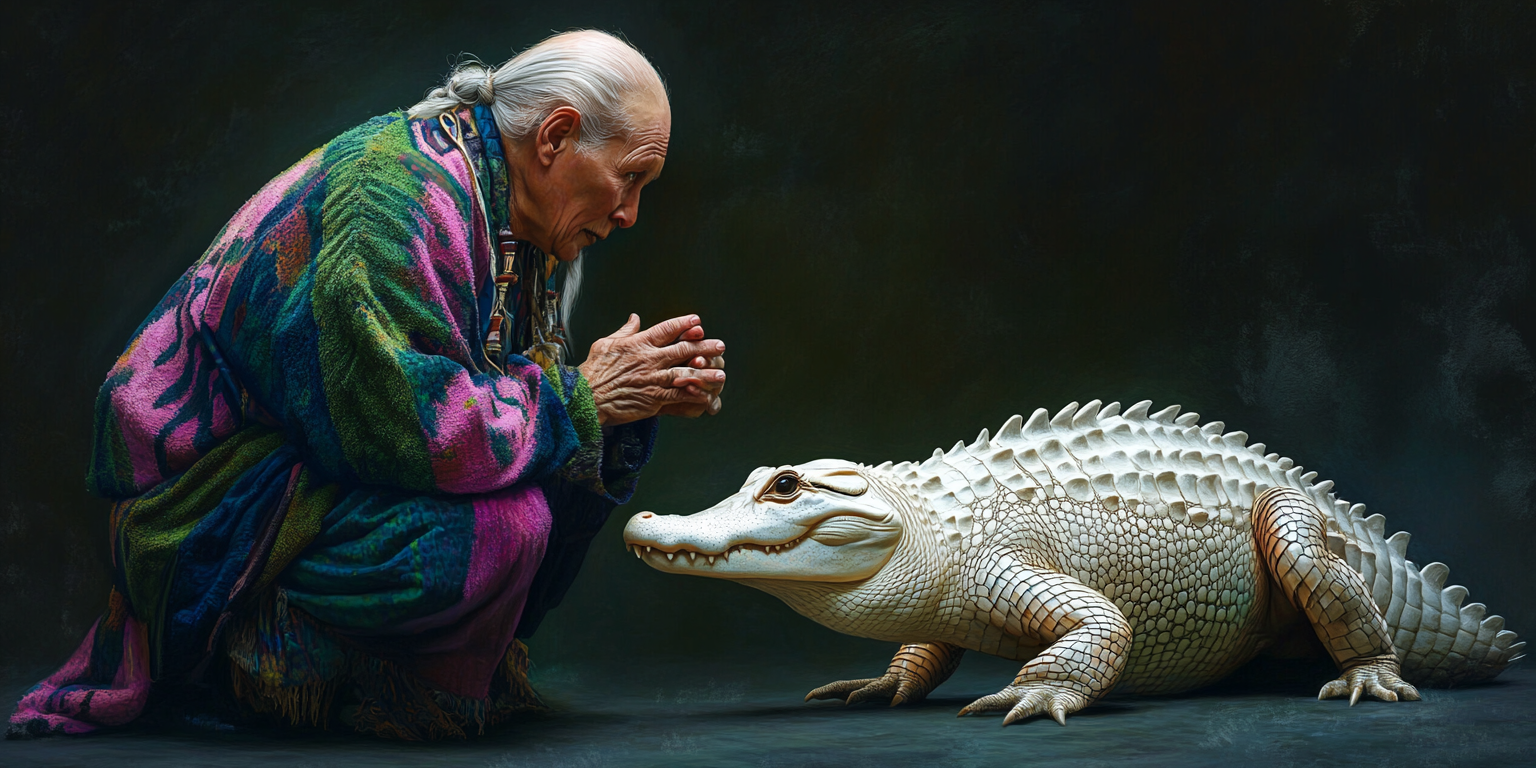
[10,107,655,739]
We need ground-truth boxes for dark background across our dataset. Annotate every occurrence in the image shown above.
[3,0,1535,687]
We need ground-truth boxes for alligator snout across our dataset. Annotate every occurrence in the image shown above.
[624,510,733,555]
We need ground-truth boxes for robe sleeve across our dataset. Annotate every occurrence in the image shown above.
[292,147,584,494]
[541,364,658,504]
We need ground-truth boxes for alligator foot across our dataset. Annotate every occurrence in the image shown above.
[957,682,1088,726]
[806,642,965,707]
[805,675,908,706]
[1317,657,1421,705]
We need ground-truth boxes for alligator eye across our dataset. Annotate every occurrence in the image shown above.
[773,475,798,496]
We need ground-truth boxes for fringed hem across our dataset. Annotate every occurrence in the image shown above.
[488,639,546,723]
[229,662,339,728]
[226,636,545,740]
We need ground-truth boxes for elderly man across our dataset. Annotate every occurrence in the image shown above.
[9,30,720,740]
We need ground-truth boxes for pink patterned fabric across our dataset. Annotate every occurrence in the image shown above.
[11,618,151,736]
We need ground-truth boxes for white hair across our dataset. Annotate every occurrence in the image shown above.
[409,29,666,153]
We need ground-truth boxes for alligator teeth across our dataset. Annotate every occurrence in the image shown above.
[666,552,675,561]
[645,546,652,553]
[688,551,697,562]
[707,555,716,564]
[634,546,641,559]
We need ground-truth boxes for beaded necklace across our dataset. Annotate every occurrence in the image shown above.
[436,108,567,373]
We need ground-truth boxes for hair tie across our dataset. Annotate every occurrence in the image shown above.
[485,69,496,102]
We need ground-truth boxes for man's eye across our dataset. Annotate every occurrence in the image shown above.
[773,475,798,495]
[625,172,640,182]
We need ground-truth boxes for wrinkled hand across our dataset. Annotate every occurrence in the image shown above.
[660,350,725,418]
[578,314,726,426]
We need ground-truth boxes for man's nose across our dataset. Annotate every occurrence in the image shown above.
[611,192,642,229]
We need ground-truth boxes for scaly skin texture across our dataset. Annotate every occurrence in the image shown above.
[624,400,1525,725]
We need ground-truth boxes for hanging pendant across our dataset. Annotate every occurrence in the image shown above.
[484,230,523,369]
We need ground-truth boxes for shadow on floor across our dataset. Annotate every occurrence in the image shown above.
[3,656,1531,767]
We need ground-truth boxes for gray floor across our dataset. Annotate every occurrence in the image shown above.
[3,655,1532,767]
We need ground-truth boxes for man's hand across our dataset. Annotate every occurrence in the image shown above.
[577,314,726,426]
[659,350,725,418]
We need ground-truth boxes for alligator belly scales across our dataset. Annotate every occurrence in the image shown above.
[623,400,1525,725]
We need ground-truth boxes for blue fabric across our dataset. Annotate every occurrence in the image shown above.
[162,444,300,678]
[280,487,478,633]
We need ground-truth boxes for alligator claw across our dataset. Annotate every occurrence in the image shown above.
[1317,658,1419,705]
[806,673,927,707]
[959,682,1087,726]
[805,676,885,703]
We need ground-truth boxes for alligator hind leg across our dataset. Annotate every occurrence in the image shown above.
[805,642,965,706]
[1253,487,1420,705]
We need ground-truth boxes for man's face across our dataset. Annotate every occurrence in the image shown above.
[525,95,670,261]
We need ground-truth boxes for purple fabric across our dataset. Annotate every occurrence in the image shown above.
[392,484,552,698]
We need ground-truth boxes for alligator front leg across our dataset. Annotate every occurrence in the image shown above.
[958,556,1132,726]
[806,641,965,706]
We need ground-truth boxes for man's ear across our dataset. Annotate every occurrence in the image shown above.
[535,106,583,167]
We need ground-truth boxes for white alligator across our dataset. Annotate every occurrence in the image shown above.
[623,400,1524,725]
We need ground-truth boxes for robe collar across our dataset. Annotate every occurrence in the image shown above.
[469,104,512,237]
[457,106,565,369]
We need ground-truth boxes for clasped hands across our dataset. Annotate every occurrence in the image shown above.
[577,314,725,426]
